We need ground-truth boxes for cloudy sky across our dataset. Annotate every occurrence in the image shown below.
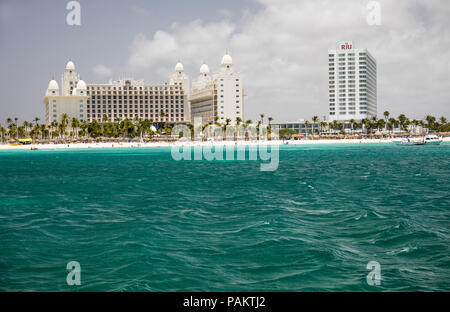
[0,0,449,124]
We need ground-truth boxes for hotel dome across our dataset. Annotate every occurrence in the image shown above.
[48,79,59,90]
[76,79,87,90]
[200,63,210,75]
[175,62,184,72]
[221,54,233,66]
[66,60,75,71]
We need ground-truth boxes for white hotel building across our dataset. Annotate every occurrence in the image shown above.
[43,60,190,125]
[190,53,243,125]
[43,53,243,126]
[328,41,377,121]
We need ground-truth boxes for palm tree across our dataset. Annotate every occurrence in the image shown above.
[319,121,328,134]
[10,117,19,139]
[235,117,242,126]
[8,123,17,140]
[330,120,338,133]
[425,115,435,126]
[304,120,311,136]
[71,117,79,138]
[349,118,356,134]
[312,116,319,135]
[50,121,58,139]
[377,119,385,132]
[33,117,40,127]
[268,117,273,127]
[23,121,32,137]
[40,124,48,139]
[383,111,389,131]
[260,114,265,124]
[388,118,397,133]
[361,118,372,134]
[0,126,6,143]
[79,121,88,139]
[60,114,69,138]
[398,114,407,129]
[439,116,447,125]
[17,126,26,138]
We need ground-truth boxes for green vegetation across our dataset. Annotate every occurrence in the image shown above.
[0,111,448,143]
[290,112,449,135]
[279,128,297,139]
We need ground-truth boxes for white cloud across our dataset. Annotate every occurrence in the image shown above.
[92,64,113,80]
[126,0,450,122]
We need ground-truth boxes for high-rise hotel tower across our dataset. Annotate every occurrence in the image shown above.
[190,53,244,125]
[328,41,377,121]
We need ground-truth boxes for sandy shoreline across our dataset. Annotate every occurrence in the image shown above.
[0,137,448,151]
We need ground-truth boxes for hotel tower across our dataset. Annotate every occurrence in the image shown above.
[190,53,244,125]
[328,41,377,121]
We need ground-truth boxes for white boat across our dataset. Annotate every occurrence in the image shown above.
[423,134,443,145]
[394,137,425,146]
[394,134,443,146]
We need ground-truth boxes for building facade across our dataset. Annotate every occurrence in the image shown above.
[190,53,243,125]
[328,41,377,121]
[43,61,190,125]
[190,63,217,124]
[272,120,320,135]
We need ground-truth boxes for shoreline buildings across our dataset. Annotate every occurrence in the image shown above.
[328,41,377,122]
[43,53,243,125]
[43,61,190,125]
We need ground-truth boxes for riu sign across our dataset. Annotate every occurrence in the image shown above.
[339,41,353,50]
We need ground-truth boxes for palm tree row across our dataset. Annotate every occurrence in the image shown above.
[1,112,448,143]
[288,112,449,135]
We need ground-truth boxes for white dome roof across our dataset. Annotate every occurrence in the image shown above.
[174,62,184,72]
[76,80,86,89]
[200,63,210,74]
[221,54,233,65]
[66,60,75,70]
[48,79,59,90]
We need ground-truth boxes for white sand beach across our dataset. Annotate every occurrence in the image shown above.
[0,137,448,151]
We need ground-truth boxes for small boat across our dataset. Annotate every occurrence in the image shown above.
[30,147,39,150]
[423,134,443,145]
[394,137,424,146]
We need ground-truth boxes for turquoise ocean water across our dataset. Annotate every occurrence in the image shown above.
[0,143,449,291]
